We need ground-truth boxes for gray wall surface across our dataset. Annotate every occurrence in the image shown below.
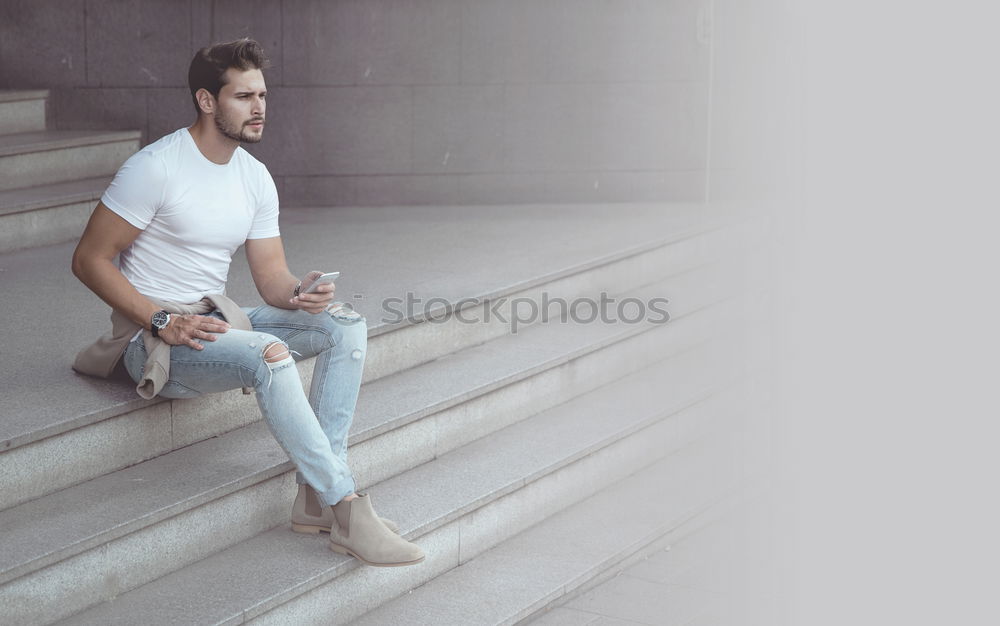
[706,0,795,210]
[0,0,710,207]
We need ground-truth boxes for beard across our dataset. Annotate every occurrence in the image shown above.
[213,110,264,144]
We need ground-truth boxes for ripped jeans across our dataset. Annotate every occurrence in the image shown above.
[122,303,367,507]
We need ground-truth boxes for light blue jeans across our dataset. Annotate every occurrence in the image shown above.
[123,304,366,507]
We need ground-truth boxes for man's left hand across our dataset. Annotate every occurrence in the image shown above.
[290,270,335,314]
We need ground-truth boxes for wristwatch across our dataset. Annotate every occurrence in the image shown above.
[151,310,171,338]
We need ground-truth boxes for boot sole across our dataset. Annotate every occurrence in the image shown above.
[291,522,330,535]
[292,521,401,535]
[328,542,426,567]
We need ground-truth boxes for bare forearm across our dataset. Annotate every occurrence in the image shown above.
[258,270,300,309]
[72,255,159,329]
[244,237,332,313]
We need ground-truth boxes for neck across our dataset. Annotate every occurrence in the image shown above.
[187,116,239,164]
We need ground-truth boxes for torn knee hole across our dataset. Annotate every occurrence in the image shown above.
[263,342,290,363]
[327,302,363,322]
[259,341,294,391]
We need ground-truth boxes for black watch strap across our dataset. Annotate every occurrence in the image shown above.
[151,310,170,338]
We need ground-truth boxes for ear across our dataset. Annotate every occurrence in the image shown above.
[196,88,216,115]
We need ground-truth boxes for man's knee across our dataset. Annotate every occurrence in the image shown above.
[263,341,290,364]
[323,305,367,349]
[327,303,364,325]
[255,340,295,390]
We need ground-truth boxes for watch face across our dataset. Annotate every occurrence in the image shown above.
[152,310,170,329]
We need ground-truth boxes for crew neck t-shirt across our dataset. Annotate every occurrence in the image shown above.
[100,127,280,304]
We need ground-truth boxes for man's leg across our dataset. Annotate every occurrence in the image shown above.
[122,326,356,507]
[242,305,410,535]
[244,304,366,479]
[122,321,422,566]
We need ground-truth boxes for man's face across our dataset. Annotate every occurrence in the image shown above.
[212,68,266,144]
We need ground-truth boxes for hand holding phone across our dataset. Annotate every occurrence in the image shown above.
[293,271,340,314]
[301,271,340,294]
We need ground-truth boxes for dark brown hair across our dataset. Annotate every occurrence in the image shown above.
[188,38,269,113]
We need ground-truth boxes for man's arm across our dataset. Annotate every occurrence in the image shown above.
[244,236,334,313]
[71,202,229,349]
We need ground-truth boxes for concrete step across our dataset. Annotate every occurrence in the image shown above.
[0,277,728,623]
[0,204,719,466]
[344,269,730,490]
[0,176,109,253]
[352,376,772,626]
[54,345,741,625]
[352,433,747,626]
[0,219,728,511]
[520,417,779,626]
[0,90,48,135]
[0,129,139,192]
[0,206,720,466]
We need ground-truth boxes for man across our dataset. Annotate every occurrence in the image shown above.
[71,39,424,568]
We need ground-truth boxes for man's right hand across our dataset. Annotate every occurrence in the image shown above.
[158,314,231,350]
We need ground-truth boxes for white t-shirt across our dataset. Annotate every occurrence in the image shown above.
[101,127,280,303]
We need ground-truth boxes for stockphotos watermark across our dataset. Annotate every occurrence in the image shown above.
[357,292,671,333]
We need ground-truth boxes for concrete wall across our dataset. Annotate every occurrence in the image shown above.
[0,0,710,207]
[706,0,797,210]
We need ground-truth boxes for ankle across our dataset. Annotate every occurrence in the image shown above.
[341,493,359,503]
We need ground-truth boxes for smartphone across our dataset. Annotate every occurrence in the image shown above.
[303,272,340,293]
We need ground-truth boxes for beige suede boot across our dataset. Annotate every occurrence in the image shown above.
[291,484,399,534]
[328,493,425,567]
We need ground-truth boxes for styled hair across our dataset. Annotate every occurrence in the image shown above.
[188,38,269,113]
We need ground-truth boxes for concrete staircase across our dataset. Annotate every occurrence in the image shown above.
[0,90,139,253]
[0,90,768,625]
